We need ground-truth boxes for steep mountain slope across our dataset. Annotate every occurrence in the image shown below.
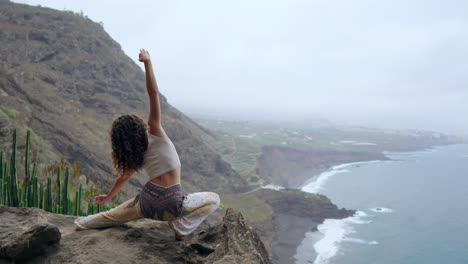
[0,0,248,200]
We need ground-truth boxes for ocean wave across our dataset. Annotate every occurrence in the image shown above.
[301,169,350,193]
[301,160,383,194]
[332,160,383,170]
[369,207,393,213]
[297,160,388,263]
[343,237,379,245]
[294,232,324,264]
[311,211,373,264]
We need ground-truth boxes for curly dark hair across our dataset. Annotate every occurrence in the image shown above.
[110,114,148,176]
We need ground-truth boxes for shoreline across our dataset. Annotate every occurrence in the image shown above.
[294,231,324,263]
[296,142,462,191]
[294,160,385,264]
[298,159,385,192]
[253,143,466,264]
[293,143,465,264]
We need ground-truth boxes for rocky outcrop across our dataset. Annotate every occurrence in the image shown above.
[256,145,389,188]
[0,223,61,262]
[0,205,270,264]
[247,189,355,264]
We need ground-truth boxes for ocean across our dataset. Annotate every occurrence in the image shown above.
[295,144,468,264]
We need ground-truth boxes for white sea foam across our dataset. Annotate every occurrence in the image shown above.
[332,160,382,170]
[311,211,372,264]
[369,207,393,213]
[301,160,382,194]
[294,232,324,264]
[301,169,350,193]
[297,161,384,264]
[343,237,379,245]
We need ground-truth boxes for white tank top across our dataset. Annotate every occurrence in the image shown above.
[140,130,181,179]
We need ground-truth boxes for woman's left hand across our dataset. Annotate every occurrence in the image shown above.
[138,48,151,62]
[93,194,110,204]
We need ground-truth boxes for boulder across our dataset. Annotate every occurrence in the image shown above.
[0,224,61,262]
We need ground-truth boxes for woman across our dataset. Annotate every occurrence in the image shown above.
[74,49,220,241]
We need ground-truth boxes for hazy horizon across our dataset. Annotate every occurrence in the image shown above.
[13,0,468,135]
[181,105,466,136]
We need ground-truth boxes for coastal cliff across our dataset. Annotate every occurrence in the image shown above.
[0,205,270,264]
[221,188,355,264]
[256,145,389,188]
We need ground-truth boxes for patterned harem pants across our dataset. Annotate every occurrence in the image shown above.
[74,181,220,236]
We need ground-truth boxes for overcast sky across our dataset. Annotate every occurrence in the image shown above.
[13,0,468,135]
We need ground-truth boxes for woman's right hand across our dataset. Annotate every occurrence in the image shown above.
[93,194,109,204]
[138,48,151,63]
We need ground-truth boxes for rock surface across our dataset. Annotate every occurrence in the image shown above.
[0,223,61,262]
[0,205,271,264]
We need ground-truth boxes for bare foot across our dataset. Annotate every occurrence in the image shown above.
[174,233,191,241]
[74,219,88,231]
[168,222,191,241]
[75,225,86,231]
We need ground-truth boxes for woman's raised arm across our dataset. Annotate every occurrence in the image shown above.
[139,48,167,138]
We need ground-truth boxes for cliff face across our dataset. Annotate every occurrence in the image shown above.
[0,0,248,199]
[245,189,354,264]
[256,145,389,188]
[219,188,355,264]
[0,205,271,264]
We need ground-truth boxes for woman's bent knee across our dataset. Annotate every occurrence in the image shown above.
[206,192,220,209]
